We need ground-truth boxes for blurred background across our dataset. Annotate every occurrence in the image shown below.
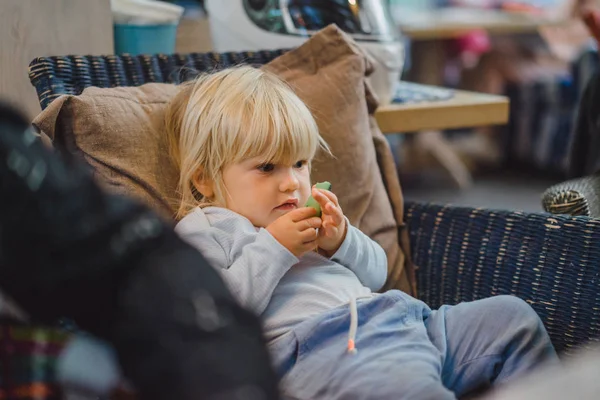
[387,0,596,212]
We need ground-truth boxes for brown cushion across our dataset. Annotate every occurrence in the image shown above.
[264,25,414,294]
[33,83,182,220]
[32,25,415,294]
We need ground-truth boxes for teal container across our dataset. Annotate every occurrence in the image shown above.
[114,23,178,55]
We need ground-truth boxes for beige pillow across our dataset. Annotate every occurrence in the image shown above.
[33,83,182,220]
[32,25,415,294]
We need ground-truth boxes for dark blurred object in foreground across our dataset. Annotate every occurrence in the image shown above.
[0,101,280,400]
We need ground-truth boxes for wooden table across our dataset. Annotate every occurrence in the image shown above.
[375,86,510,188]
[375,88,509,133]
[397,8,565,41]
[391,8,553,188]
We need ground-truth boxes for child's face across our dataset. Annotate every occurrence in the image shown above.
[220,157,312,228]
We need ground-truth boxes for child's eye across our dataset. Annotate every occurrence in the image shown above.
[257,163,275,173]
[294,160,307,169]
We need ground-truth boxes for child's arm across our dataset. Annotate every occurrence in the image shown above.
[330,222,388,292]
[309,186,387,291]
[179,227,298,315]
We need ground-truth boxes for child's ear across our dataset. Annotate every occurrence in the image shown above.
[192,168,214,198]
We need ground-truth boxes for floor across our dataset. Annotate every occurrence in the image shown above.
[402,170,562,212]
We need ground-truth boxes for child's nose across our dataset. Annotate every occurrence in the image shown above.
[280,169,299,192]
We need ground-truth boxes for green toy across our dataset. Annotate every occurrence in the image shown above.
[304,181,332,217]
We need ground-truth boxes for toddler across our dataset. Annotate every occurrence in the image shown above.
[167,66,558,399]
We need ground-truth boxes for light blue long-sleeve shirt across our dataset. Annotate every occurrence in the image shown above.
[175,206,388,342]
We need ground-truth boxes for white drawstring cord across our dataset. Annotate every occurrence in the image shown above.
[347,297,358,354]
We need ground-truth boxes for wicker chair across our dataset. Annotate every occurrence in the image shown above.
[26,52,600,359]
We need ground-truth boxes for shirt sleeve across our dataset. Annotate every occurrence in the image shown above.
[330,219,388,291]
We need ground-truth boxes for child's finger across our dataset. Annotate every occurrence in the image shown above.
[300,228,319,243]
[299,217,322,232]
[289,206,318,222]
[325,202,344,225]
[312,190,342,223]
[318,189,340,207]
[301,239,318,252]
[320,221,331,236]
[323,222,338,237]
[312,188,331,209]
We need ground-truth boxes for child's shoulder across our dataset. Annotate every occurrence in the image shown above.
[176,207,211,233]
[175,206,255,236]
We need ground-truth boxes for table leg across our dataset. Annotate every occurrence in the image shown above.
[416,131,473,189]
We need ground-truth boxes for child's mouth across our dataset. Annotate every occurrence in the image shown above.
[275,199,299,210]
[276,203,297,211]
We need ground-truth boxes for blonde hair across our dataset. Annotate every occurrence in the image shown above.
[165,65,329,219]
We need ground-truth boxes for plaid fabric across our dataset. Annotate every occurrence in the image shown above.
[0,322,71,400]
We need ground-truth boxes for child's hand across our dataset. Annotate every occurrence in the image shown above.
[311,186,347,256]
[266,207,322,257]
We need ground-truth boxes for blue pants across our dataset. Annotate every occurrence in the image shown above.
[269,291,558,399]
